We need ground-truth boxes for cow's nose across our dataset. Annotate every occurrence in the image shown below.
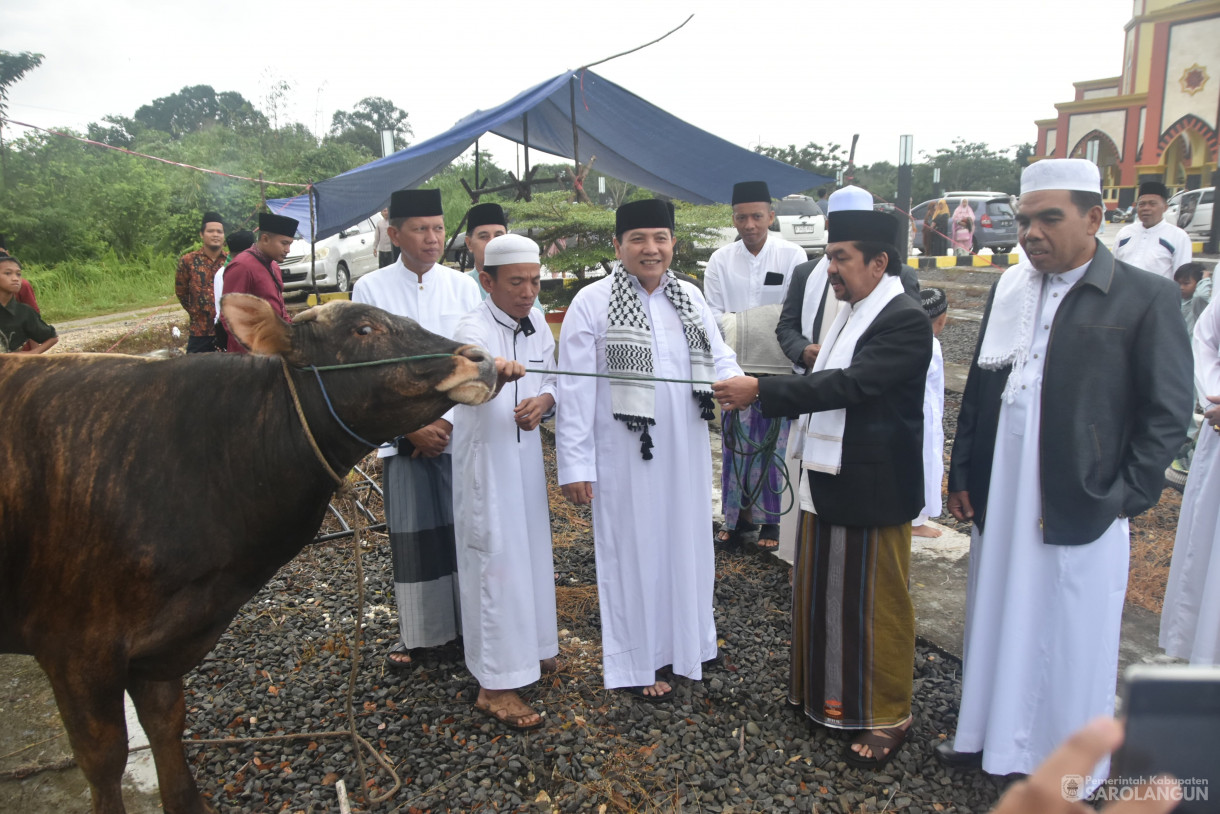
[457,345,489,365]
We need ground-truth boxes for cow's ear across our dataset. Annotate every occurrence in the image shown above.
[221,294,292,356]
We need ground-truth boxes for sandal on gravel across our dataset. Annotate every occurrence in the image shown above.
[540,656,564,674]
[754,524,781,552]
[474,696,544,731]
[385,642,415,672]
[622,683,673,704]
[842,721,911,769]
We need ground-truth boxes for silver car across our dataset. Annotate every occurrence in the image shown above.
[280,216,382,293]
[773,195,826,255]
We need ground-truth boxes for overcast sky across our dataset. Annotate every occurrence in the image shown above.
[4,0,1135,172]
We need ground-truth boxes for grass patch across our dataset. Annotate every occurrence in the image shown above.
[21,249,179,323]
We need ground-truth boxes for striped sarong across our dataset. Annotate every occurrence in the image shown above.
[720,401,790,530]
[384,452,461,649]
[789,511,914,729]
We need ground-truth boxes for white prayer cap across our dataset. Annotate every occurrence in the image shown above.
[1020,159,1101,195]
[483,233,540,266]
[826,185,874,213]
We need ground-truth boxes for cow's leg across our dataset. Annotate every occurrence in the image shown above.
[127,676,214,814]
[40,660,130,814]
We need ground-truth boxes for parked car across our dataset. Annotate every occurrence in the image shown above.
[773,194,826,254]
[1166,186,1214,240]
[911,194,1018,254]
[280,215,383,293]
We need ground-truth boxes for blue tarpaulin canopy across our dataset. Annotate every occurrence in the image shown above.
[268,69,831,240]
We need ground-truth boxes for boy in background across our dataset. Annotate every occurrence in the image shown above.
[0,254,57,354]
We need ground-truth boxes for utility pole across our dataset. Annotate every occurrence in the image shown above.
[897,135,914,263]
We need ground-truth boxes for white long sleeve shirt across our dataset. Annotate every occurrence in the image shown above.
[1114,218,1193,279]
[352,259,482,456]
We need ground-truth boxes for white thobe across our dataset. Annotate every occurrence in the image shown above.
[1160,299,1220,664]
[1114,219,1193,279]
[452,300,559,688]
[916,337,944,522]
[556,273,742,688]
[703,235,806,319]
[352,260,482,456]
[212,266,226,323]
[955,262,1129,790]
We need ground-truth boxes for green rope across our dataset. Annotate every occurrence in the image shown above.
[305,353,794,515]
[308,353,714,385]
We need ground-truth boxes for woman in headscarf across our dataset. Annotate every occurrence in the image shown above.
[923,199,951,256]
[952,199,975,255]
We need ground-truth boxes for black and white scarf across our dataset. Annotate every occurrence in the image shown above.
[606,266,716,459]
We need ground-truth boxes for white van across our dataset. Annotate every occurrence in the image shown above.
[1166,187,1214,240]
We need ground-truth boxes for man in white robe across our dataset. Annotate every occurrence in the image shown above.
[453,234,559,729]
[557,199,742,700]
[1114,181,1192,280]
[352,188,482,669]
[1159,298,1220,665]
[913,287,947,537]
[943,159,1193,788]
[704,181,805,550]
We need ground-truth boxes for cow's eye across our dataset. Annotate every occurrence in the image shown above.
[357,325,374,336]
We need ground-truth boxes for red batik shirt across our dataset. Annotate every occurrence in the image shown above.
[175,248,226,336]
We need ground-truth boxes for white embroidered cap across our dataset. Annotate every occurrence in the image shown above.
[1020,159,1101,195]
[826,185,874,213]
[483,233,540,266]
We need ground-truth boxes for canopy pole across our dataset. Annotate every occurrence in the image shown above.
[523,112,531,201]
[569,77,580,180]
[308,183,322,304]
[474,138,480,191]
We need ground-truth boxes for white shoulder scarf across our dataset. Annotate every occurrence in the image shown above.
[975,261,1041,404]
[798,273,905,474]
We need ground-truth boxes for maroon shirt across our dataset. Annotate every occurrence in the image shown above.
[220,247,290,353]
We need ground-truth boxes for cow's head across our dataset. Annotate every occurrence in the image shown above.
[221,294,498,442]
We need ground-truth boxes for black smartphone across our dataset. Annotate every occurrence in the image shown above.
[1112,664,1220,813]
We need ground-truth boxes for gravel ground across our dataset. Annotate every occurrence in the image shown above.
[174,438,1014,814]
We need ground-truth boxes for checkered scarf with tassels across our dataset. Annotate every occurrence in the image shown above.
[606,266,717,460]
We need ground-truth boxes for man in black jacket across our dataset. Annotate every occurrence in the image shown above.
[937,159,1193,788]
[714,209,931,770]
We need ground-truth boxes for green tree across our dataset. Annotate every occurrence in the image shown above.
[922,140,1021,197]
[754,142,845,193]
[0,50,43,121]
[328,97,411,157]
[133,85,267,139]
[0,50,45,187]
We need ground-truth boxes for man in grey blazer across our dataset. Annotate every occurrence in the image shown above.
[938,159,1193,788]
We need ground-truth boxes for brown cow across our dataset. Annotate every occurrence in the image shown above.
[0,294,509,814]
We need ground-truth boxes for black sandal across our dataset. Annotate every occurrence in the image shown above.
[842,721,911,769]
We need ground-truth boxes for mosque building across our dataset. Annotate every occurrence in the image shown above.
[1032,0,1219,209]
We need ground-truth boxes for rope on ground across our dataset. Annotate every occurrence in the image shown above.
[722,407,796,516]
